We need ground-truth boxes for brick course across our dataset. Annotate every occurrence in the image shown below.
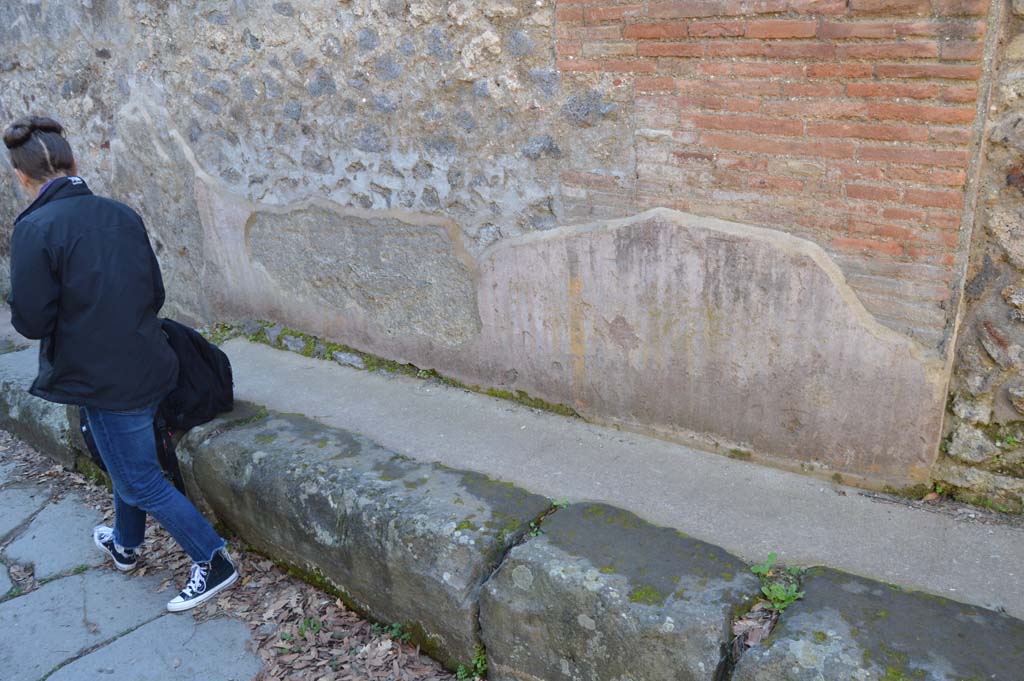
[556,0,990,346]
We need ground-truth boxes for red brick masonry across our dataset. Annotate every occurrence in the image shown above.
[555,0,992,345]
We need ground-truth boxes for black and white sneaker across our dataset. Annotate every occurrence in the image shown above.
[93,526,139,572]
[166,549,239,613]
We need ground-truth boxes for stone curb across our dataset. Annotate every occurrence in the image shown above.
[0,348,77,468]
[1,369,1021,678]
[733,567,1024,680]
[179,403,552,669]
[480,502,760,681]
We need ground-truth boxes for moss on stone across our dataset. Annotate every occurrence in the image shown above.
[882,483,932,500]
[483,387,578,417]
[628,584,664,605]
[74,454,112,491]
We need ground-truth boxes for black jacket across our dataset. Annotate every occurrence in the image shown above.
[8,176,178,410]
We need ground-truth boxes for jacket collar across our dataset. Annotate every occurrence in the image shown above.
[15,176,93,224]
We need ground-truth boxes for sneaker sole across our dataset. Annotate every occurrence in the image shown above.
[166,570,239,613]
[93,534,138,572]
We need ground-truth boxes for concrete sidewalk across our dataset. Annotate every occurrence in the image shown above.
[224,338,1024,619]
[0,447,262,681]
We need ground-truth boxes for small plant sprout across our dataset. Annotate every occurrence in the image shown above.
[762,582,805,612]
[751,552,777,578]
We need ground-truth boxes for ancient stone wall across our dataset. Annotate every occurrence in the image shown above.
[0,0,1009,487]
[935,0,1024,511]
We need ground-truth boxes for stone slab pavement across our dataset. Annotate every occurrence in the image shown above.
[0,450,263,680]
[224,338,1024,620]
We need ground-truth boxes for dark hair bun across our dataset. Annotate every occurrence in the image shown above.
[3,116,65,150]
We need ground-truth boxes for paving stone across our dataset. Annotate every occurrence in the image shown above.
[48,615,262,681]
[4,494,104,580]
[732,567,1024,680]
[0,569,170,681]
[0,564,10,596]
[0,459,18,485]
[0,484,50,540]
[480,503,760,681]
[180,404,552,668]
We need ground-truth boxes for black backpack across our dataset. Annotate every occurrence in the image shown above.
[157,318,234,431]
[80,319,234,492]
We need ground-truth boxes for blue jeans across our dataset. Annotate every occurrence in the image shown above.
[84,403,225,563]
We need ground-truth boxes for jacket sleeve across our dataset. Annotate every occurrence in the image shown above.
[7,220,60,340]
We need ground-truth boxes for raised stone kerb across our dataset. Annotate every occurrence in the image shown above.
[733,567,1024,680]
[479,502,760,681]
[474,208,948,486]
[0,348,77,468]
[178,404,551,668]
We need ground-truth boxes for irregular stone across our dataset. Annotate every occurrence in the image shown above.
[357,27,379,52]
[733,568,1024,680]
[1005,283,1024,311]
[965,254,998,299]
[522,135,561,160]
[0,349,78,467]
[978,318,1024,369]
[957,343,999,396]
[947,423,998,464]
[1007,34,1024,61]
[562,90,616,127]
[179,405,551,667]
[987,205,1024,270]
[1009,381,1024,415]
[332,351,366,370]
[48,615,263,681]
[0,570,169,681]
[280,334,307,354]
[307,67,337,97]
[5,494,104,580]
[265,323,285,347]
[480,503,759,681]
[951,393,992,425]
[0,484,50,540]
[241,320,264,338]
[933,459,1024,496]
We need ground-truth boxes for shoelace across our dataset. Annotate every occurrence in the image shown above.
[97,528,135,557]
[183,562,210,597]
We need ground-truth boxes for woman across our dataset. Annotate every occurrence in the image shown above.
[4,116,238,612]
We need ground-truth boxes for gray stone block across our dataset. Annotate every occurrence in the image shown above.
[732,568,1024,680]
[0,564,10,597]
[0,484,50,541]
[179,404,551,668]
[0,349,77,467]
[0,570,170,681]
[4,494,104,580]
[48,615,262,681]
[480,503,760,681]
